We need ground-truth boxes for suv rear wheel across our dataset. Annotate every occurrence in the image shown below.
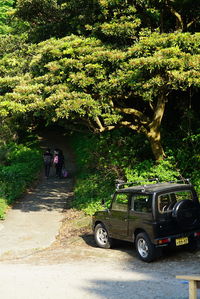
[135,232,156,262]
[94,223,112,249]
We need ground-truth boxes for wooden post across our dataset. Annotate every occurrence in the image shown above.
[189,280,197,299]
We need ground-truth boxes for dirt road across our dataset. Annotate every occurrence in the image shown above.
[0,130,200,299]
[0,246,200,299]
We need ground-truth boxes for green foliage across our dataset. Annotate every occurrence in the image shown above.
[71,131,182,215]
[0,0,14,34]
[15,0,141,43]
[168,133,200,196]
[1,33,199,159]
[16,0,58,23]
[14,0,200,43]
[71,132,116,214]
[73,173,114,215]
[0,143,42,219]
[0,197,7,219]
[125,158,180,183]
[1,32,199,160]
[86,2,141,45]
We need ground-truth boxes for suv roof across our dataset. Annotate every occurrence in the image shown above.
[116,179,192,194]
[118,183,193,194]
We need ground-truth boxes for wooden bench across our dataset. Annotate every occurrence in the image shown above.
[176,275,200,299]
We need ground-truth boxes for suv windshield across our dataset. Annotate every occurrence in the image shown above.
[158,190,193,214]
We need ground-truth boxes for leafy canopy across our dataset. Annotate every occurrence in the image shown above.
[0,33,199,151]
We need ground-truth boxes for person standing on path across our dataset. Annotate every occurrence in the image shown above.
[53,149,65,178]
[43,148,53,178]
[58,150,65,178]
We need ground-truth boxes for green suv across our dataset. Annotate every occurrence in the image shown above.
[92,179,200,262]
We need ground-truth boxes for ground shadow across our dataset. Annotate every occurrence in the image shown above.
[79,241,200,298]
[82,278,189,299]
[80,232,200,263]
[13,177,74,213]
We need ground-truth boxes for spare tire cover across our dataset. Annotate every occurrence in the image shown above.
[172,200,198,228]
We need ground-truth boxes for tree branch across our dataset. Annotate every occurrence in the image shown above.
[166,0,184,31]
[149,92,166,129]
[94,116,104,131]
[115,107,149,124]
[187,17,199,29]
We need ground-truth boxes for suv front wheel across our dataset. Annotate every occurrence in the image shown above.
[94,223,112,249]
[135,232,156,262]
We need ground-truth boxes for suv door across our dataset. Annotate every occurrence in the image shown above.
[128,194,154,240]
[108,192,129,240]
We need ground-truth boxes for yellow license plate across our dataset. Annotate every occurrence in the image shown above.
[176,237,189,246]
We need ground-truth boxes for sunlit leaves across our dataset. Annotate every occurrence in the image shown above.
[0,0,15,34]
[0,31,199,159]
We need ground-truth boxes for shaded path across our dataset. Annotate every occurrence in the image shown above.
[0,129,75,258]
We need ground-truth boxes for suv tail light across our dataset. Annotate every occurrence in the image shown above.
[194,232,200,237]
[157,238,171,245]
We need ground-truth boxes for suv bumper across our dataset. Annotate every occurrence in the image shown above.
[154,230,200,247]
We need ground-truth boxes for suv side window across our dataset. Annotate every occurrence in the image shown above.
[131,195,152,213]
[112,193,129,212]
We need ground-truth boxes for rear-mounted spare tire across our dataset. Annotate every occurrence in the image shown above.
[172,199,199,228]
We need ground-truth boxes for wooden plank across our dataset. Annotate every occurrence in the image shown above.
[176,275,200,281]
[176,275,200,299]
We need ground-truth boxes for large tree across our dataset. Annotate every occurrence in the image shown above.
[1,32,199,160]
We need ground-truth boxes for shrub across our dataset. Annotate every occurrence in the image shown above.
[0,197,8,220]
[73,172,115,215]
[125,157,180,184]
[168,133,200,197]
[0,143,42,218]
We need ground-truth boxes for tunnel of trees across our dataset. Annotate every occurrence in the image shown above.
[0,0,199,216]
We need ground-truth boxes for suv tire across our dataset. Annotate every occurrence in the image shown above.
[135,232,156,262]
[172,199,198,228]
[94,223,112,249]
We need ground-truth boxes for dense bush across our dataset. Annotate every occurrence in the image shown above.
[0,143,42,219]
[175,134,200,196]
[71,132,116,215]
[163,131,200,196]
[125,158,180,184]
[73,172,115,215]
[0,197,7,219]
